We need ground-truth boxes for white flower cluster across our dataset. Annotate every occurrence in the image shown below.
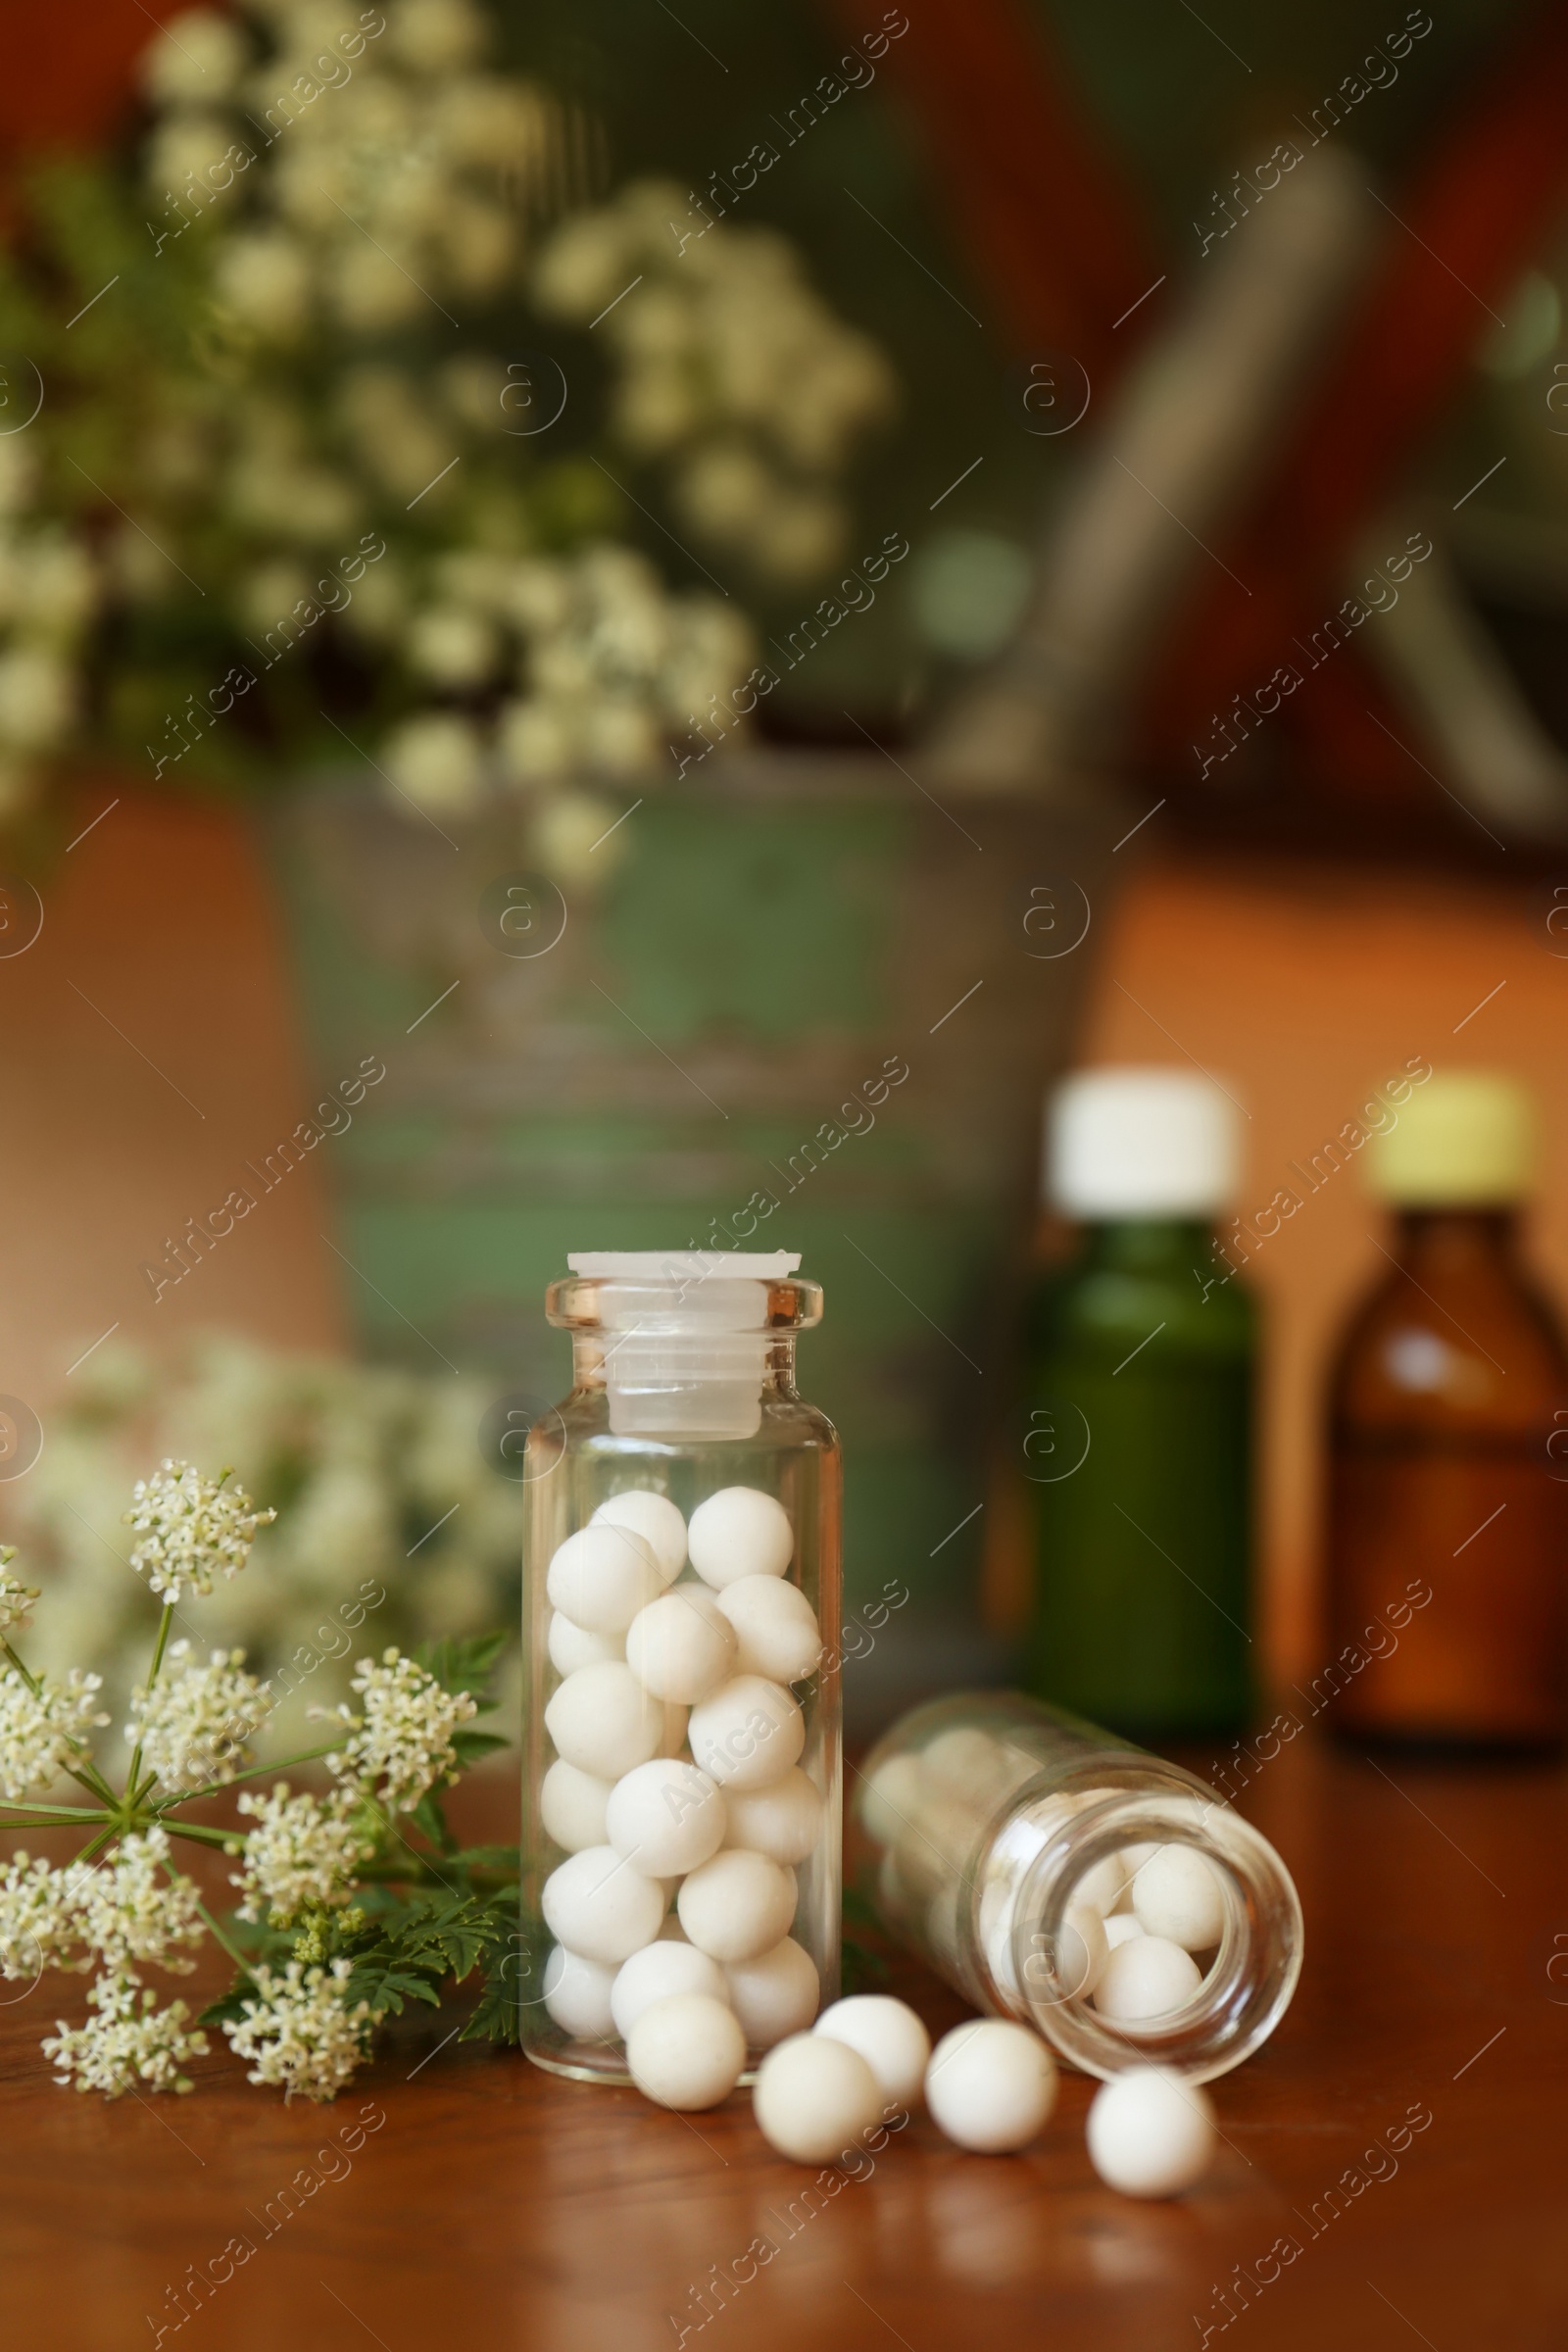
[0,1850,91,1981]
[44,1974,209,2097]
[75,1828,207,1978]
[222,1957,372,2103]
[0,442,97,819]
[535,181,896,583]
[0,1546,40,1636]
[229,1783,371,1925]
[125,1460,276,1603]
[0,1664,108,1798]
[327,1646,476,1813]
[125,1641,273,1790]
[381,543,754,821]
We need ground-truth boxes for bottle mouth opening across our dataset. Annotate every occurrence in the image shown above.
[981,1769,1302,2083]
[547,1264,821,1439]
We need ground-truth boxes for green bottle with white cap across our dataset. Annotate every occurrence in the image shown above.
[1327,1070,1568,1748]
[1023,1067,1256,1737]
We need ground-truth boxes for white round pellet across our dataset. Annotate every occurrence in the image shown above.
[611,1939,730,2040]
[605,1757,726,1878]
[540,1758,612,1852]
[754,2033,884,2165]
[1074,1846,1137,1916]
[814,1996,930,2111]
[1113,1842,1162,1912]
[1053,1901,1109,2001]
[859,1752,923,1847]
[714,1575,822,1683]
[687,1675,805,1792]
[624,1586,737,1705]
[546,1524,664,1634]
[1087,2066,1216,2198]
[592,1490,687,1584]
[724,1937,820,2049]
[719,1769,824,1866]
[547,1610,623,1678]
[626,1992,746,2110]
[1104,1911,1147,1951]
[544,1661,664,1780]
[1131,1846,1227,1952]
[677,1848,798,1963]
[541,1845,665,1965]
[1094,1935,1204,2028]
[925,2019,1056,2153]
[687,1487,794,1588]
[542,1943,617,2039]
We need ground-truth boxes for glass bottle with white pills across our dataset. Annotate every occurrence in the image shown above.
[858,1690,1301,2082]
[520,1250,840,2083]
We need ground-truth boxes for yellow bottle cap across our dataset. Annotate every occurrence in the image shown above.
[1366,1070,1535,1205]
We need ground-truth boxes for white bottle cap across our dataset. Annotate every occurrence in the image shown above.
[1048,1067,1240,1218]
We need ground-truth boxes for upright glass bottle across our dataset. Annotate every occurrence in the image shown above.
[521,1250,841,2082]
[1327,1073,1568,1748]
[1024,1068,1255,1737]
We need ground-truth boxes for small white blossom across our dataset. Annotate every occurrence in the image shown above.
[326,1647,476,1813]
[0,1665,108,1798]
[222,1958,371,2103]
[229,1784,370,1926]
[125,1642,272,1791]
[124,1461,275,1603]
[0,1548,39,1635]
[44,1973,208,2097]
[0,1851,90,1981]
[77,1828,205,1979]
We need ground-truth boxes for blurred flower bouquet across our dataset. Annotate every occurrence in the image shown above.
[0,0,894,852]
[0,1461,519,2103]
[1,1334,523,1735]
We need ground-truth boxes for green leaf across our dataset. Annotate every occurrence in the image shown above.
[450,1729,509,1769]
[416,1630,509,1711]
[460,1966,522,2046]
[406,1789,455,1853]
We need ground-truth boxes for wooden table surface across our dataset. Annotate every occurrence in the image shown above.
[1,1732,1559,2352]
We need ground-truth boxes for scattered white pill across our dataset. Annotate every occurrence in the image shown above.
[605,1757,726,1878]
[688,1674,806,1791]
[677,1848,798,1963]
[1087,2066,1216,2197]
[547,1524,664,1634]
[626,1992,746,2111]
[754,2032,884,2164]
[547,1610,623,1677]
[925,2019,1057,2153]
[540,1758,612,1852]
[688,1488,794,1588]
[814,1996,930,2111]
[544,1661,664,1780]
[1094,1935,1204,2029]
[542,1943,617,2039]
[719,1768,823,1866]
[611,1938,730,2040]
[592,1490,687,1584]
[724,1937,820,2049]
[859,1752,923,1847]
[1104,1911,1146,1951]
[541,1845,665,1965]
[625,1586,737,1705]
[1131,1845,1227,1952]
[714,1575,822,1683]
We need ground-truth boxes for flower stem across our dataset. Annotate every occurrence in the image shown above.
[72,1826,117,1867]
[161,1740,342,1807]
[126,1600,176,1800]
[0,1798,111,1819]
[195,1898,250,1974]
[161,1821,240,1850]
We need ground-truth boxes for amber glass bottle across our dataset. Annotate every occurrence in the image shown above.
[1326,1073,1568,1749]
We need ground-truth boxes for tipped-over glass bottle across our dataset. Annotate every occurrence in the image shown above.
[858,1690,1301,2082]
[1024,1067,1256,1737]
[520,1250,841,2082]
[1327,1072,1568,1748]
